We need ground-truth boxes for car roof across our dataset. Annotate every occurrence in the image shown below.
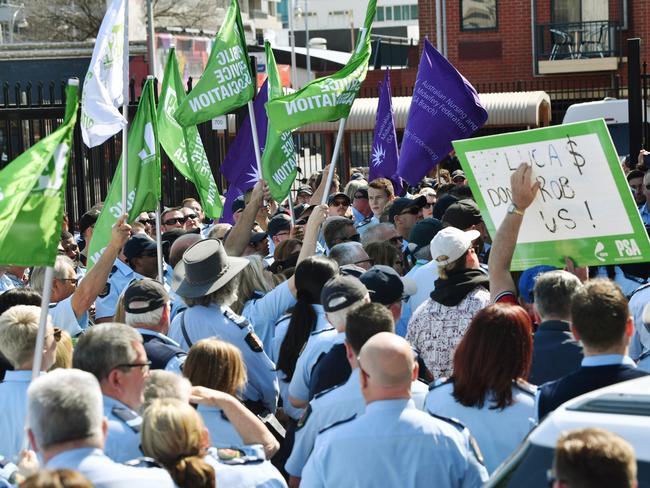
[530,376,650,461]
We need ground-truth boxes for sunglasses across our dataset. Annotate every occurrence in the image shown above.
[330,200,349,208]
[184,213,199,220]
[295,219,307,225]
[424,203,435,209]
[354,258,374,266]
[389,236,404,245]
[58,277,79,285]
[163,217,187,225]
[137,219,155,225]
[399,207,420,216]
[340,233,361,243]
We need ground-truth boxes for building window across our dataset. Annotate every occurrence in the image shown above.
[401,5,409,19]
[394,5,402,20]
[410,4,418,19]
[385,5,392,20]
[377,6,384,21]
[461,0,498,30]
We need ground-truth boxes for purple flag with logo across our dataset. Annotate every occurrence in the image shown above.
[369,69,403,195]
[397,39,487,186]
[220,80,269,223]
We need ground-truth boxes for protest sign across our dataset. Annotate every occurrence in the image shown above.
[453,119,650,270]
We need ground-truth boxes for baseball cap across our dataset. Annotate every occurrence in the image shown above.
[432,194,460,220]
[79,209,100,235]
[388,196,427,223]
[123,278,170,313]
[339,264,366,278]
[452,170,466,181]
[249,231,268,244]
[360,265,416,305]
[353,188,369,199]
[268,214,292,237]
[430,227,480,266]
[297,185,314,197]
[408,218,444,252]
[320,275,368,312]
[627,169,645,181]
[442,199,483,229]
[231,195,246,214]
[124,234,158,260]
[327,192,351,206]
[518,265,557,304]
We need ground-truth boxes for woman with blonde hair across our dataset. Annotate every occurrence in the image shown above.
[142,398,287,487]
[50,329,73,370]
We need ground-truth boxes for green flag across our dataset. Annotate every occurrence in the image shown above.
[0,81,79,267]
[173,0,254,127]
[158,48,223,218]
[87,78,160,269]
[261,42,298,202]
[265,0,376,132]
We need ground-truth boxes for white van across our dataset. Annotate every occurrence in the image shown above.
[562,98,649,158]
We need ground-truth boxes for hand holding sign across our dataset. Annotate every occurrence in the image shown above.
[511,163,541,211]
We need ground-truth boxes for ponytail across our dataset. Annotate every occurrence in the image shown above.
[169,455,215,488]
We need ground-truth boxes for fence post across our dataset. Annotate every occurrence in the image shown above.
[628,38,642,158]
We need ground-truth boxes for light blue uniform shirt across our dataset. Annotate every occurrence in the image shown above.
[102,395,143,463]
[168,303,279,413]
[49,295,87,336]
[0,274,16,293]
[425,381,536,474]
[242,280,296,353]
[0,370,33,462]
[640,202,650,226]
[627,284,650,359]
[272,306,332,420]
[95,260,144,321]
[198,404,244,447]
[638,351,650,371]
[204,445,287,487]
[286,369,429,477]
[46,447,174,488]
[301,398,489,487]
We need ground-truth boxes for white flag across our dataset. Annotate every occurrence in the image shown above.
[80,0,127,148]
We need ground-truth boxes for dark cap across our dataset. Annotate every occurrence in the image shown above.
[124,278,170,313]
[124,234,158,260]
[339,264,366,278]
[627,169,645,181]
[297,185,314,197]
[327,192,351,206]
[79,209,100,235]
[293,203,311,220]
[320,275,368,312]
[432,194,459,220]
[353,188,369,199]
[408,218,444,251]
[249,231,268,244]
[360,265,416,305]
[452,170,466,180]
[268,214,292,237]
[231,195,246,214]
[442,199,483,229]
[388,196,426,223]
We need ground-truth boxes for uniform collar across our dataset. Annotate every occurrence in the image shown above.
[136,328,180,346]
[365,398,414,414]
[581,354,636,367]
[537,320,572,332]
[47,447,104,468]
[102,394,137,412]
[2,370,35,382]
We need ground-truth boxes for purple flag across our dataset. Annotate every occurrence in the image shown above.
[397,39,487,186]
[369,69,403,195]
[220,80,269,223]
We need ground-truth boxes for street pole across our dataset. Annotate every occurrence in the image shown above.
[304,0,311,82]
[288,0,298,87]
[146,0,156,77]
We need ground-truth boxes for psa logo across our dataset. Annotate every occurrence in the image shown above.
[594,242,608,262]
[594,239,642,263]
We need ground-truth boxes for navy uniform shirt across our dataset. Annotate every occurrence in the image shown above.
[95,260,144,321]
[528,320,583,385]
[137,329,186,374]
[204,445,287,487]
[47,447,174,488]
[102,395,143,463]
[301,398,488,487]
[168,303,279,413]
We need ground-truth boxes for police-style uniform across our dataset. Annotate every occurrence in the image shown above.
[286,369,429,478]
[197,404,244,447]
[242,280,296,353]
[301,398,488,487]
[95,260,144,321]
[638,350,650,371]
[0,370,33,462]
[49,295,87,336]
[102,395,144,463]
[137,329,186,374]
[425,379,536,474]
[168,303,279,413]
[627,283,650,359]
[46,447,174,487]
[204,445,287,487]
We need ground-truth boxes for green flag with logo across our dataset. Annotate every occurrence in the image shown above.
[87,78,160,269]
[261,42,298,202]
[158,48,223,218]
[265,0,376,132]
[0,81,79,266]
[173,0,254,127]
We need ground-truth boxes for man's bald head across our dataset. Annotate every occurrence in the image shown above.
[169,234,203,268]
[359,332,416,392]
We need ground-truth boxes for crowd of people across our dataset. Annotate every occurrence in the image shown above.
[0,157,647,488]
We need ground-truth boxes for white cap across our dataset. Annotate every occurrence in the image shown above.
[429,227,480,266]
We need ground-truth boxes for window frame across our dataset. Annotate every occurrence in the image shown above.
[460,0,499,31]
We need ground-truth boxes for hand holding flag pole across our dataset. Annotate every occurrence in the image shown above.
[320,118,347,205]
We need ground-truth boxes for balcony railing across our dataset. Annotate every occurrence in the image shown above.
[534,20,620,73]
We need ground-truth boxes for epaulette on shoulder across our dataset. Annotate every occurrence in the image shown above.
[123,457,163,468]
[212,446,264,465]
[317,413,356,435]
[638,349,650,361]
[514,379,537,397]
[428,377,453,391]
[428,412,467,433]
[313,382,343,400]
[275,313,291,326]
[629,282,650,299]
[310,326,335,336]
[223,309,249,329]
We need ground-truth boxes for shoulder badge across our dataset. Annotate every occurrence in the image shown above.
[296,404,312,430]
[98,282,111,298]
[123,457,163,468]
[111,406,142,433]
[244,332,264,352]
[428,412,485,465]
[428,377,453,391]
[629,281,650,299]
[310,326,335,336]
[314,382,342,399]
[514,379,537,396]
[428,412,466,432]
[317,413,356,435]
[214,447,264,465]
[223,309,249,329]
[109,265,118,276]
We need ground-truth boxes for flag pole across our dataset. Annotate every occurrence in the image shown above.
[31,267,54,379]
[155,204,164,281]
[247,100,263,182]
[287,190,296,226]
[320,117,347,205]
[121,0,130,215]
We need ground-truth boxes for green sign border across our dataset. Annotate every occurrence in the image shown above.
[452,119,650,270]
